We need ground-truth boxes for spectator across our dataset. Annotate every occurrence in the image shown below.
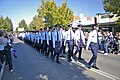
[103,32,110,55]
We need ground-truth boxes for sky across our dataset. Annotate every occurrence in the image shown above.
[0,0,105,30]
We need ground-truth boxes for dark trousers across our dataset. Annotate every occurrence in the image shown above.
[42,40,47,55]
[88,42,98,66]
[53,41,61,62]
[74,45,82,59]
[62,40,66,54]
[5,50,13,70]
[47,40,53,58]
[0,50,5,63]
[67,40,74,60]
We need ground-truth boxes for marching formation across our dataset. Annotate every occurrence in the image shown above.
[18,24,100,69]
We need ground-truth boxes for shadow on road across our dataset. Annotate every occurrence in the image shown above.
[2,39,96,80]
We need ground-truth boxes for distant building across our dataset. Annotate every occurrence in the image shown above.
[95,13,118,23]
[71,13,95,28]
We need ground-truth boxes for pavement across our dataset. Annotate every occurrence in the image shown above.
[1,38,120,80]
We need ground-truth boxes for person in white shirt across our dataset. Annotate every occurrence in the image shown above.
[0,30,8,63]
[52,24,62,64]
[64,24,75,62]
[47,27,53,58]
[74,24,86,60]
[86,24,99,69]
[42,28,48,56]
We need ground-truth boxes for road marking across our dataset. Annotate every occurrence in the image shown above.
[72,60,120,80]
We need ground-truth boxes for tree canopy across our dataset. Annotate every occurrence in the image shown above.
[103,0,120,18]
[103,0,120,31]
[30,0,73,30]
[16,19,29,32]
[0,16,13,32]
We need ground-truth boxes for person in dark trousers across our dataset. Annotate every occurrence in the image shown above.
[59,26,66,58]
[74,24,86,60]
[64,24,75,62]
[47,27,53,58]
[42,28,48,56]
[86,24,100,69]
[52,24,62,64]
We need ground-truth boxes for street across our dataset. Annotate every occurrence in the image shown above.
[2,38,120,80]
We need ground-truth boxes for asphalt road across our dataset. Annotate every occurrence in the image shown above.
[2,38,120,80]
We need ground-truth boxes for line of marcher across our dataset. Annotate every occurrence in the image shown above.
[17,23,120,70]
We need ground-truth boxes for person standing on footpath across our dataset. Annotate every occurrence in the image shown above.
[74,24,86,60]
[86,24,100,69]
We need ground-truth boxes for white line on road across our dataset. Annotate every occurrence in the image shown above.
[73,60,120,80]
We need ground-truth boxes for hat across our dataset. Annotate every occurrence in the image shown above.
[55,24,58,27]
[93,23,99,27]
[77,24,82,27]
[49,26,52,29]
[44,27,47,30]
[68,24,72,27]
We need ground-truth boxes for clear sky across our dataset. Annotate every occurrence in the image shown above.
[0,0,105,30]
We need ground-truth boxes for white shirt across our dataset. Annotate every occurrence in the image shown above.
[0,36,8,50]
[86,30,98,50]
[75,29,85,45]
[47,31,53,45]
[52,30,62,48]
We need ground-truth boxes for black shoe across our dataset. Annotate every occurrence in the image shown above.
[68,59,72,62]
[78,58,84,60]
[56,61,61,64]
[92,66,99,70]
[86,64,91,69]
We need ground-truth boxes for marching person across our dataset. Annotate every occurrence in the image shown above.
[47,27,53,58]
[41,28,48,56]
[64,24,75,62]
[59,26,66,57]
[52,24,62,64]
[74,24,86,60]
[38,29,42,53]
[86,24,100,69]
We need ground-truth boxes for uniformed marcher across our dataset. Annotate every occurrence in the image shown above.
[38,29,42,53]
[41,28,48,56]
[47,27,53,58]
[74,24,86,60]
[52,24,62,64]
[59,26,66,57]
[86,24,100,69]
[64,24,75,62]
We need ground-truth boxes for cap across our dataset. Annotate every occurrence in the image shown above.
[77,24,82,27]
[93,23,99,27]
[55,24,58,27]
[49,26,52,29]
[44,27,47,30]
[68,24,72,27]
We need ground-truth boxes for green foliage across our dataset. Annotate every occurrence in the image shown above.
[16,19,29,32]
[103,0,120,17]
[29,15,44,31]
[103,0,120,31]
[0,16,13,32]
[31,0,73,30]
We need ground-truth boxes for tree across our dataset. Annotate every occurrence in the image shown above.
[37,0,73,29]
[4,17,13,32]
[0,16,13,32]
[29,15,44,31]
[103,0,120,31]
[103,0,120,19]
[18,19,29,31]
